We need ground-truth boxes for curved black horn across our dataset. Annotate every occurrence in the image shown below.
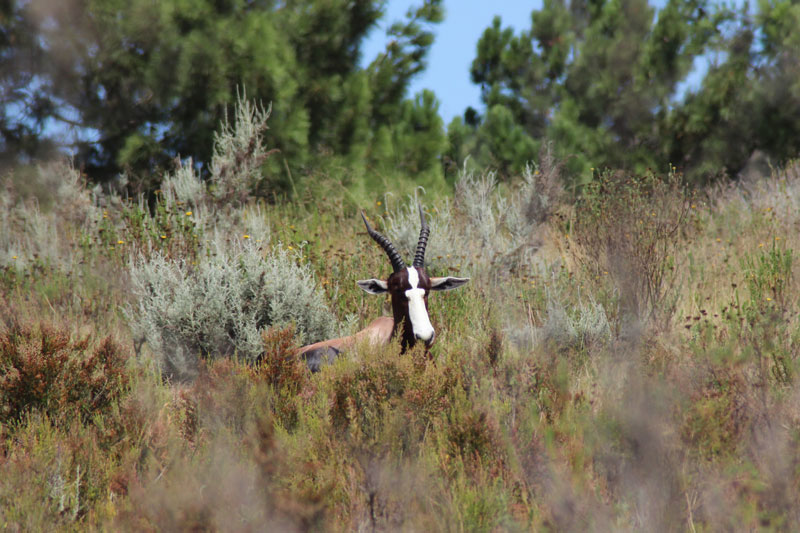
[413,205,430,268]
[361,211,406,273]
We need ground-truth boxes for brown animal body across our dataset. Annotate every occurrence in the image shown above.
[298,206,469,372]
[297,317,393,372]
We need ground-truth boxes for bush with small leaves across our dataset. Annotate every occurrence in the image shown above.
[327,343,458,451]
[383,194,456,274]
[0,321,131,426]
[1,163,100,272]
[209,93,279,205]
[127,238,337,380]
[384,161,560,277]
[250,324,310,428]
[161,158,207,208]
[539,294,613,352]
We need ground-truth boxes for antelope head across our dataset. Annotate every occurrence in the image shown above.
[357,206,469,352]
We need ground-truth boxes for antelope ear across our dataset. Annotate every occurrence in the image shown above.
[430,276,470,291]
[357,279,389,294]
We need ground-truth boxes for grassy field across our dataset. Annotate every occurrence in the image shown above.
[2,106,800,531]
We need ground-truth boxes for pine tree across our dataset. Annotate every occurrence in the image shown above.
[2,0,444,187]
[0,2,58,171]
[663,1,800,181]
[464,0,730,182]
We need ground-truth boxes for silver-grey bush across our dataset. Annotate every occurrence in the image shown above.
[127,239,337,380]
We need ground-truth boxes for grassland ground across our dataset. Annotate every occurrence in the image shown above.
[3,148,800,530]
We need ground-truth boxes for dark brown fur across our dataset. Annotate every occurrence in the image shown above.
[386,267,433,352]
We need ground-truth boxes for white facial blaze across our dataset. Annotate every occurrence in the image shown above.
[405,267,435,342]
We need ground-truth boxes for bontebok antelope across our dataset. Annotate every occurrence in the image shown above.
[298,206,469,371]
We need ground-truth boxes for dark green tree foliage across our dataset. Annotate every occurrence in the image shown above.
[279,0,383,156]
[365,1,447,174]
[371,89,445,174]
[464,0,800,184]
[464,0,727,181]
[663,1,800,180]
[17,0,312,183]
[0,3,60,170]
[3,0,445,185]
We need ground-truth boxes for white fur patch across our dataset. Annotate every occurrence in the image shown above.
[407,266,419,288]
[405,267,434,342]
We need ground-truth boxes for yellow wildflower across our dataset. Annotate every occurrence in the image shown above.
[243,234,250,239]
[185,211,193,216]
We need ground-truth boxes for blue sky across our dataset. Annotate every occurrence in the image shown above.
[360,1,540,124]
[360,1,747,124]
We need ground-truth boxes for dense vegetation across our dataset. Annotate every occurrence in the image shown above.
[2,94,800,530]
[3,0,800,188]
[454,0,800,183]
[3,0,800,530]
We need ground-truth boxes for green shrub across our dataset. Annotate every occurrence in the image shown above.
[383,162,560,276]
[127,239,337,380]
[741,240,793,309]
[209,94,279,204]
[682,372,748,460]
[0,414,121,529]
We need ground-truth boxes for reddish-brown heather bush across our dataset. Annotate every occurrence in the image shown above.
[0,320,131,426]
[252,324,306,390]
[251,324,309,428]
[177,324,309,438]
[251,326,310,395]
[441,395,507,479]
[329,347,460,450]
[183,357,252,438]
[682,369,749,461]
[115,357,330,532]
